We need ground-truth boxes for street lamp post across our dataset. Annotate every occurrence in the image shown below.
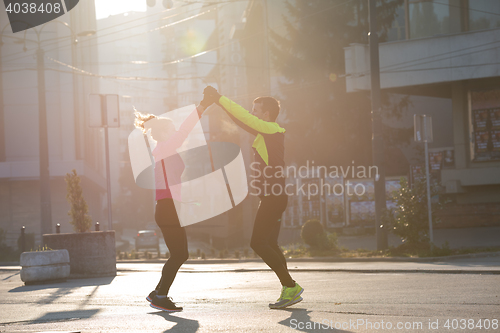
[368,0,388,250]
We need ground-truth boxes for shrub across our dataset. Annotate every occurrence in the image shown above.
[301,219,338,252]
[384,177,442,250]
[65,169,92,233]
[300,219,324,247]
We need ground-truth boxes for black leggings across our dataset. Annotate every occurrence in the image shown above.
[154,199,189,295]
[250,195,295,287]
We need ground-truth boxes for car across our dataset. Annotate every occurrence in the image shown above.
[135,230,160,253]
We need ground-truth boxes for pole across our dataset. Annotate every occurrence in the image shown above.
[20,226,26,253]
[321,169,327,229]
[0,40,6,162]
[37,47,52,235]
[424,134,434,245]
[368,0,388,250]
[262,0,271,95]
[102,96,113,230]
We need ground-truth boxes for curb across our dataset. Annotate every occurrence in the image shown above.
[115,251,500,264]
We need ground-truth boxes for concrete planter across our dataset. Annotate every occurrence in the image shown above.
[43,231,116,278]
[20,249,70,285]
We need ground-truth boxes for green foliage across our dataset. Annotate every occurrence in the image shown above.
[268,0,409,167]
[301,219,339,252]
[31,245,53,252]
[65,169,92,233]
[384,177,441,249]
[300,219,324,247]
[281,243,308,258]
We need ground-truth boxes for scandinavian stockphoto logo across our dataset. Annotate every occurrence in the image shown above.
[4,0,79,33]
[128,105,249,227]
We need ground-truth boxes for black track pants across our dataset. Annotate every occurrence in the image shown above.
[250,195,295,287]
[154,199,189,295]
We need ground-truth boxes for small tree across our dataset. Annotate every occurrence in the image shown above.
[65,169,92,232]
[385,177,441,249]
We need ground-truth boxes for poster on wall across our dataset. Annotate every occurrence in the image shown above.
[474,109,489,130]
[475,131,490,153]
[470,89,500,161]
[385,180,401,200]
[490,109,500,130]
[474,109,489,131]
[492,130,500,152]
[350,201,375,223]
[442,149,455,168]
[429,151,443,171]
[410,165,425,185]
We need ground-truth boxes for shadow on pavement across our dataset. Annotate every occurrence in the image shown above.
[150,311,200,332]
[8,276,115,293]
[8,276,114,305]
[278,308,353,333]
[29,308,101,325]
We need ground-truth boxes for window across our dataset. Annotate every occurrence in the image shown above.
[468,0,500,31]
[409,0,461,39]
[386,1,407,42]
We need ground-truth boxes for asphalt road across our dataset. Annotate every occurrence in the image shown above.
[1,261,500,332]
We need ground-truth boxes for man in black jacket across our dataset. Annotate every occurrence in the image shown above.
[203,86,303,309]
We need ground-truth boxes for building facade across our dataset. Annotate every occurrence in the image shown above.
[0,1,105,248]
[344,0,500,226]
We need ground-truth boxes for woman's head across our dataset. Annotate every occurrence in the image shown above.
[134,110,176,142]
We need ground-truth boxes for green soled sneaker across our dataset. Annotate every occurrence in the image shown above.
[269,283,304,309]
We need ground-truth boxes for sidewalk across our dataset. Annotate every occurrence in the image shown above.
[3,253,500,275]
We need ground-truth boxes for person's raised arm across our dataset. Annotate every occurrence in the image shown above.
[203,86,284,135]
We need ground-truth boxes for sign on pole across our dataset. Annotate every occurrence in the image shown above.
[414,114,433,143]
[89,94,120,128]
[414,114,434,246]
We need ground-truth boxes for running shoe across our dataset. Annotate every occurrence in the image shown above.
[150,295,183,312]
[146,290,157,302]
[276,286,286,301]
[269,283,304,309]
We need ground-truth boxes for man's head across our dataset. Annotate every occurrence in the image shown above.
[252,96,280,122]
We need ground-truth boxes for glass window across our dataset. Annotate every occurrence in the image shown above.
[468,0,500,31]
[409,0,460,39]
[386,2,407,42]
